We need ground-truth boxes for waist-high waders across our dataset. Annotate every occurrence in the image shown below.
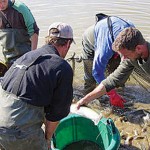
[0,53,54,150]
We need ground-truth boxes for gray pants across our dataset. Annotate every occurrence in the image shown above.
[82,25,121,95]
[82,25,96,94]
[0,85,48,150]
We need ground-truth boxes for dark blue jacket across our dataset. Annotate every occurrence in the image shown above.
[1,44,73,121]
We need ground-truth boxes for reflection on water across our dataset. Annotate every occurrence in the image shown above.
[22,0,150,53]
[73,79,150,150]
[21,0,150,149]
[63,141,102,150]
[85,84,150,150]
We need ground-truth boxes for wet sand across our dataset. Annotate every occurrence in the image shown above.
[73,82,150,149]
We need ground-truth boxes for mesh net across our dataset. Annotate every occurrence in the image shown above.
[131,69,150,92]
[66,53,121,99]
[66,53,150,98]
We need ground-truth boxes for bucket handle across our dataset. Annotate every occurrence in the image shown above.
[107,118,116,134]
[50,139,60,150]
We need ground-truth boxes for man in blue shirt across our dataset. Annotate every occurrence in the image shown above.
[82,15,134,108]
[76,27,150,110]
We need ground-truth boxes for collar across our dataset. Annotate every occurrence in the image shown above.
[44,44,60,56]
[8,0,15,8]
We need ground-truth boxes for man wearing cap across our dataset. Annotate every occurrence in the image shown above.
[0,0,39,69]
[0,22,74,150]
[76,27,150,109]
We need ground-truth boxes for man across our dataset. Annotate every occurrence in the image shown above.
[0,0,39,68]
[0,22,74,150]
[76,27,150,109]
[82,15,134,107]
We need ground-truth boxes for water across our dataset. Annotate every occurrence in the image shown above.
[21,0,150,56]
[63,141,102,150]
[20,0,150,149]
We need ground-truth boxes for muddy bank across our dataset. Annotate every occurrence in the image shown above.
[73,75,150,150]
[73,84,150,150]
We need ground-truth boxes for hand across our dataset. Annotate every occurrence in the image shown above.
[75,98,88,110]
[107,89,126,108]
[46,139,51,149]
[76,100,84,110]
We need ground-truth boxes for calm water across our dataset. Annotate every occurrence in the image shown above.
[63,141,102,150]
[22,0,150,55]
[22,1,150,149]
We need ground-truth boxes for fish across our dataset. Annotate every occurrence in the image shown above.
[143,113,150,125]
[123,109,150,124]
[70,104,103,125]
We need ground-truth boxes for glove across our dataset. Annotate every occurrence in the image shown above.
[107,89,126,108]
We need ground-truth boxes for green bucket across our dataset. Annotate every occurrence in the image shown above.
[52,113,120,150]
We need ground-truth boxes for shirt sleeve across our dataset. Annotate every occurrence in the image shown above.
[102,59,134,91]
[93,21,114,83]
[45,61,73,122]
[93,17,135,84]
[12,1,39,36]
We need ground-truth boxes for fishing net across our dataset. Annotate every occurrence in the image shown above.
[131,68,150,92]
[66,53,121,99]
[66,53,150,98]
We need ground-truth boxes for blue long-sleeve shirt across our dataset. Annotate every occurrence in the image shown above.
[93,16,135,83]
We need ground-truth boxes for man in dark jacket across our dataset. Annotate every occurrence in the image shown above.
[0,22,74,150]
